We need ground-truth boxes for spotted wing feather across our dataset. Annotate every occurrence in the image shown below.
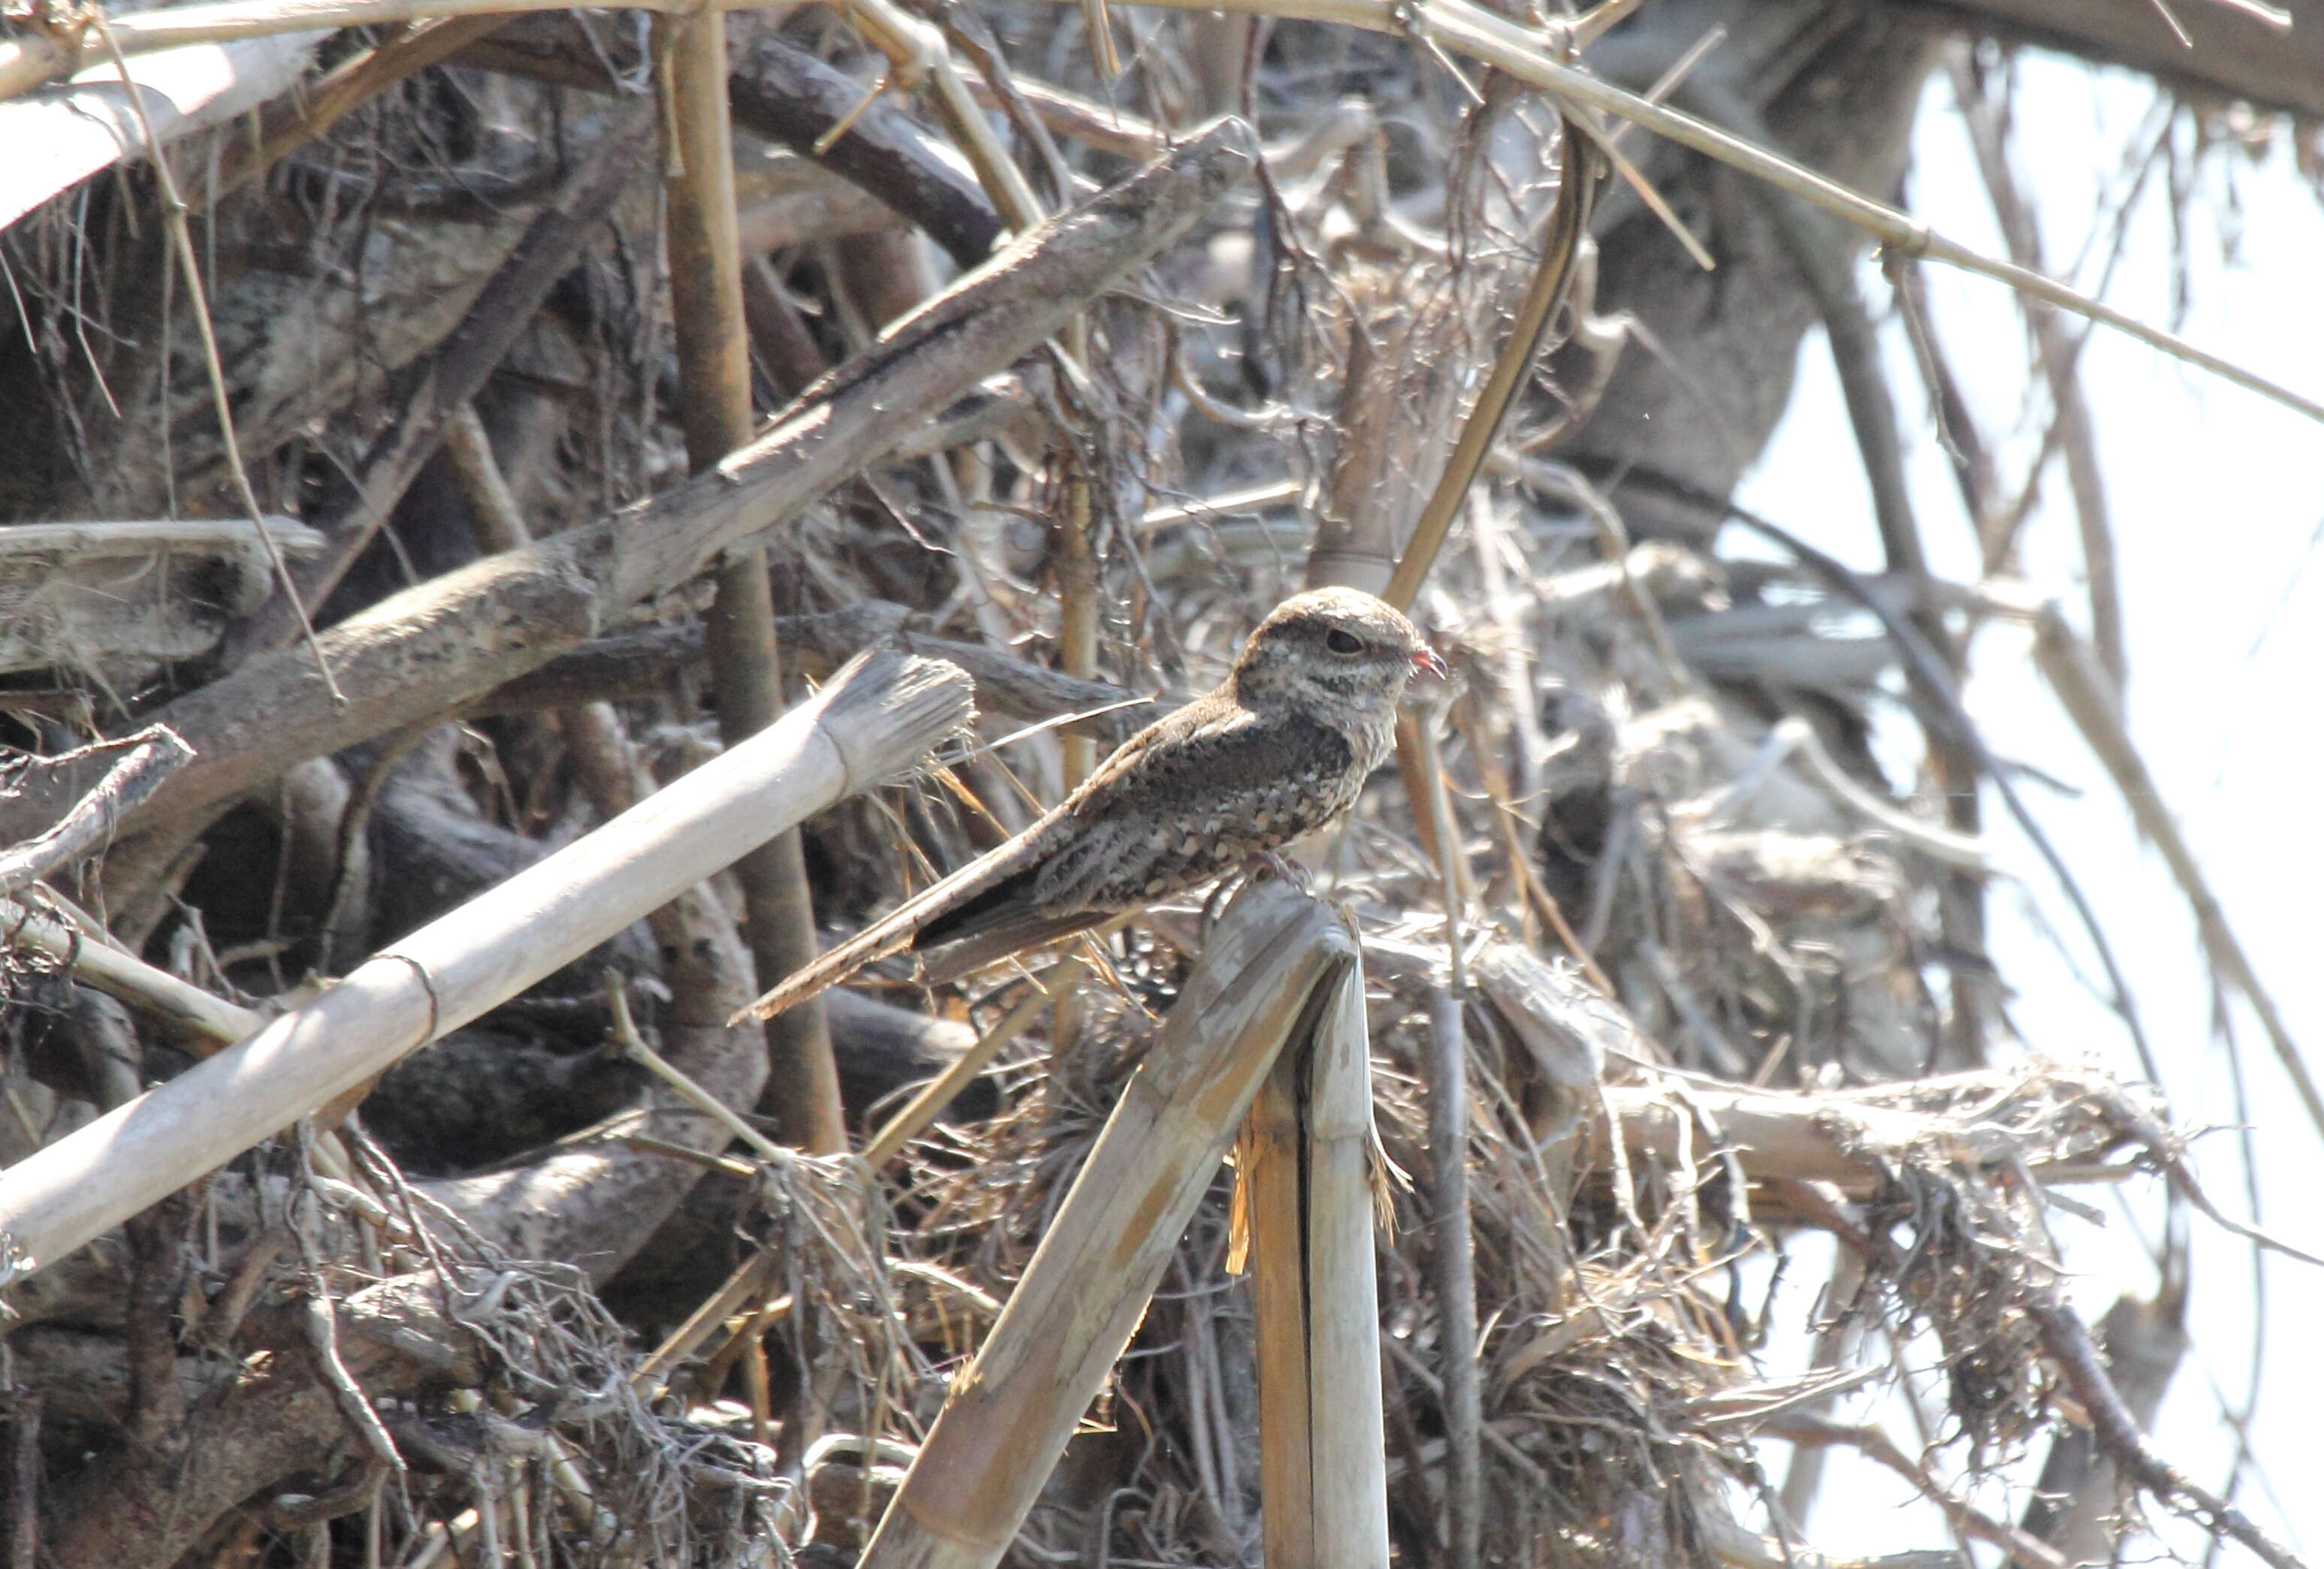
[913,692,1362,972]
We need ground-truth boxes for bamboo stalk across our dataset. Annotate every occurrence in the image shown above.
[658,3,845,1152]
[0,896,255,1048]
[0,29,324,224]
[1245,951,1391,1567]
[856,881,1353,1569]
[0,648,973,1280]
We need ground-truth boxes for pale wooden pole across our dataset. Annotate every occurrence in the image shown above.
[0,648,972,1279]
[856,881,1354,1569]
[1246,952,1393,1568]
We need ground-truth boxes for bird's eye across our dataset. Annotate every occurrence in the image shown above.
[1326,629,1363,655]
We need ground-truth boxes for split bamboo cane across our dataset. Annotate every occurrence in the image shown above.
[1245,952,1393,1567]
[856,880,1354,1569]
[0,647,973,1280]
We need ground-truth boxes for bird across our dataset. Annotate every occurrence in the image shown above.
[732,587,1447,1024]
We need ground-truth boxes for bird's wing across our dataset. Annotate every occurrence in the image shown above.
[959,697,1354,930]
[728,711,1229,1026]
[1031,699,1355,910]
[734,692,1356,1023]
[899,698,1251,960]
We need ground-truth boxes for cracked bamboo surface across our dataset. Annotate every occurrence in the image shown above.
[1245,953,1393,1567]
[857,880,1354,1569]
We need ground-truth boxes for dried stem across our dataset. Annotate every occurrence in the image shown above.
[192,13,512,210]
[2024,602,2324,1147]
[0,895,255,1047]
[21,0,2306,419]
[1055,458,1100,789]
[1951,48,2127,694]
[658,3,845,1151]
[1384,120,1595,611]
[1423,985,1481,1569]
[2027,1294,2305,1569]
[835,0,1045,232]
[0,729,191,898]
[216,109,653,671]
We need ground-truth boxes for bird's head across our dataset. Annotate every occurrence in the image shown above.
[1230,587,1446,721]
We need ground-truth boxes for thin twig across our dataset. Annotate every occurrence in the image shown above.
[33,0,2311,422]
[2027,1294,2307,1569]
[1761,1411,2068,1569]
[1383,119,1595,611]
[605,973,788,1166]
[1077,0,2324,427]
[631,1254,779,1398]
[2022,605,2324,1151]
[304,1281,406,1473]
[192,13,511,210]
[1950,49,2126,694]
[1681,76,1923,578]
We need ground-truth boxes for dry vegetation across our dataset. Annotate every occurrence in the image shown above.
[0,0,2318,1564]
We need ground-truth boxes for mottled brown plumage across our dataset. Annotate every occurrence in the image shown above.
[733,587,1444,1024]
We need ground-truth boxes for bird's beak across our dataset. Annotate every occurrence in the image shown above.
[1411,644,1449,680]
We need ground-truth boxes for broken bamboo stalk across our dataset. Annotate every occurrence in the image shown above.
[856,880,1353,1569]
[1245,948,1392,1567]
[0,648,973,1281]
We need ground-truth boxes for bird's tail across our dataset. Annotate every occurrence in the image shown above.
[727,833,1051,1025]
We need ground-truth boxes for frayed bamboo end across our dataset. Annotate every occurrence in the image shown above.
[813,647,979,792]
